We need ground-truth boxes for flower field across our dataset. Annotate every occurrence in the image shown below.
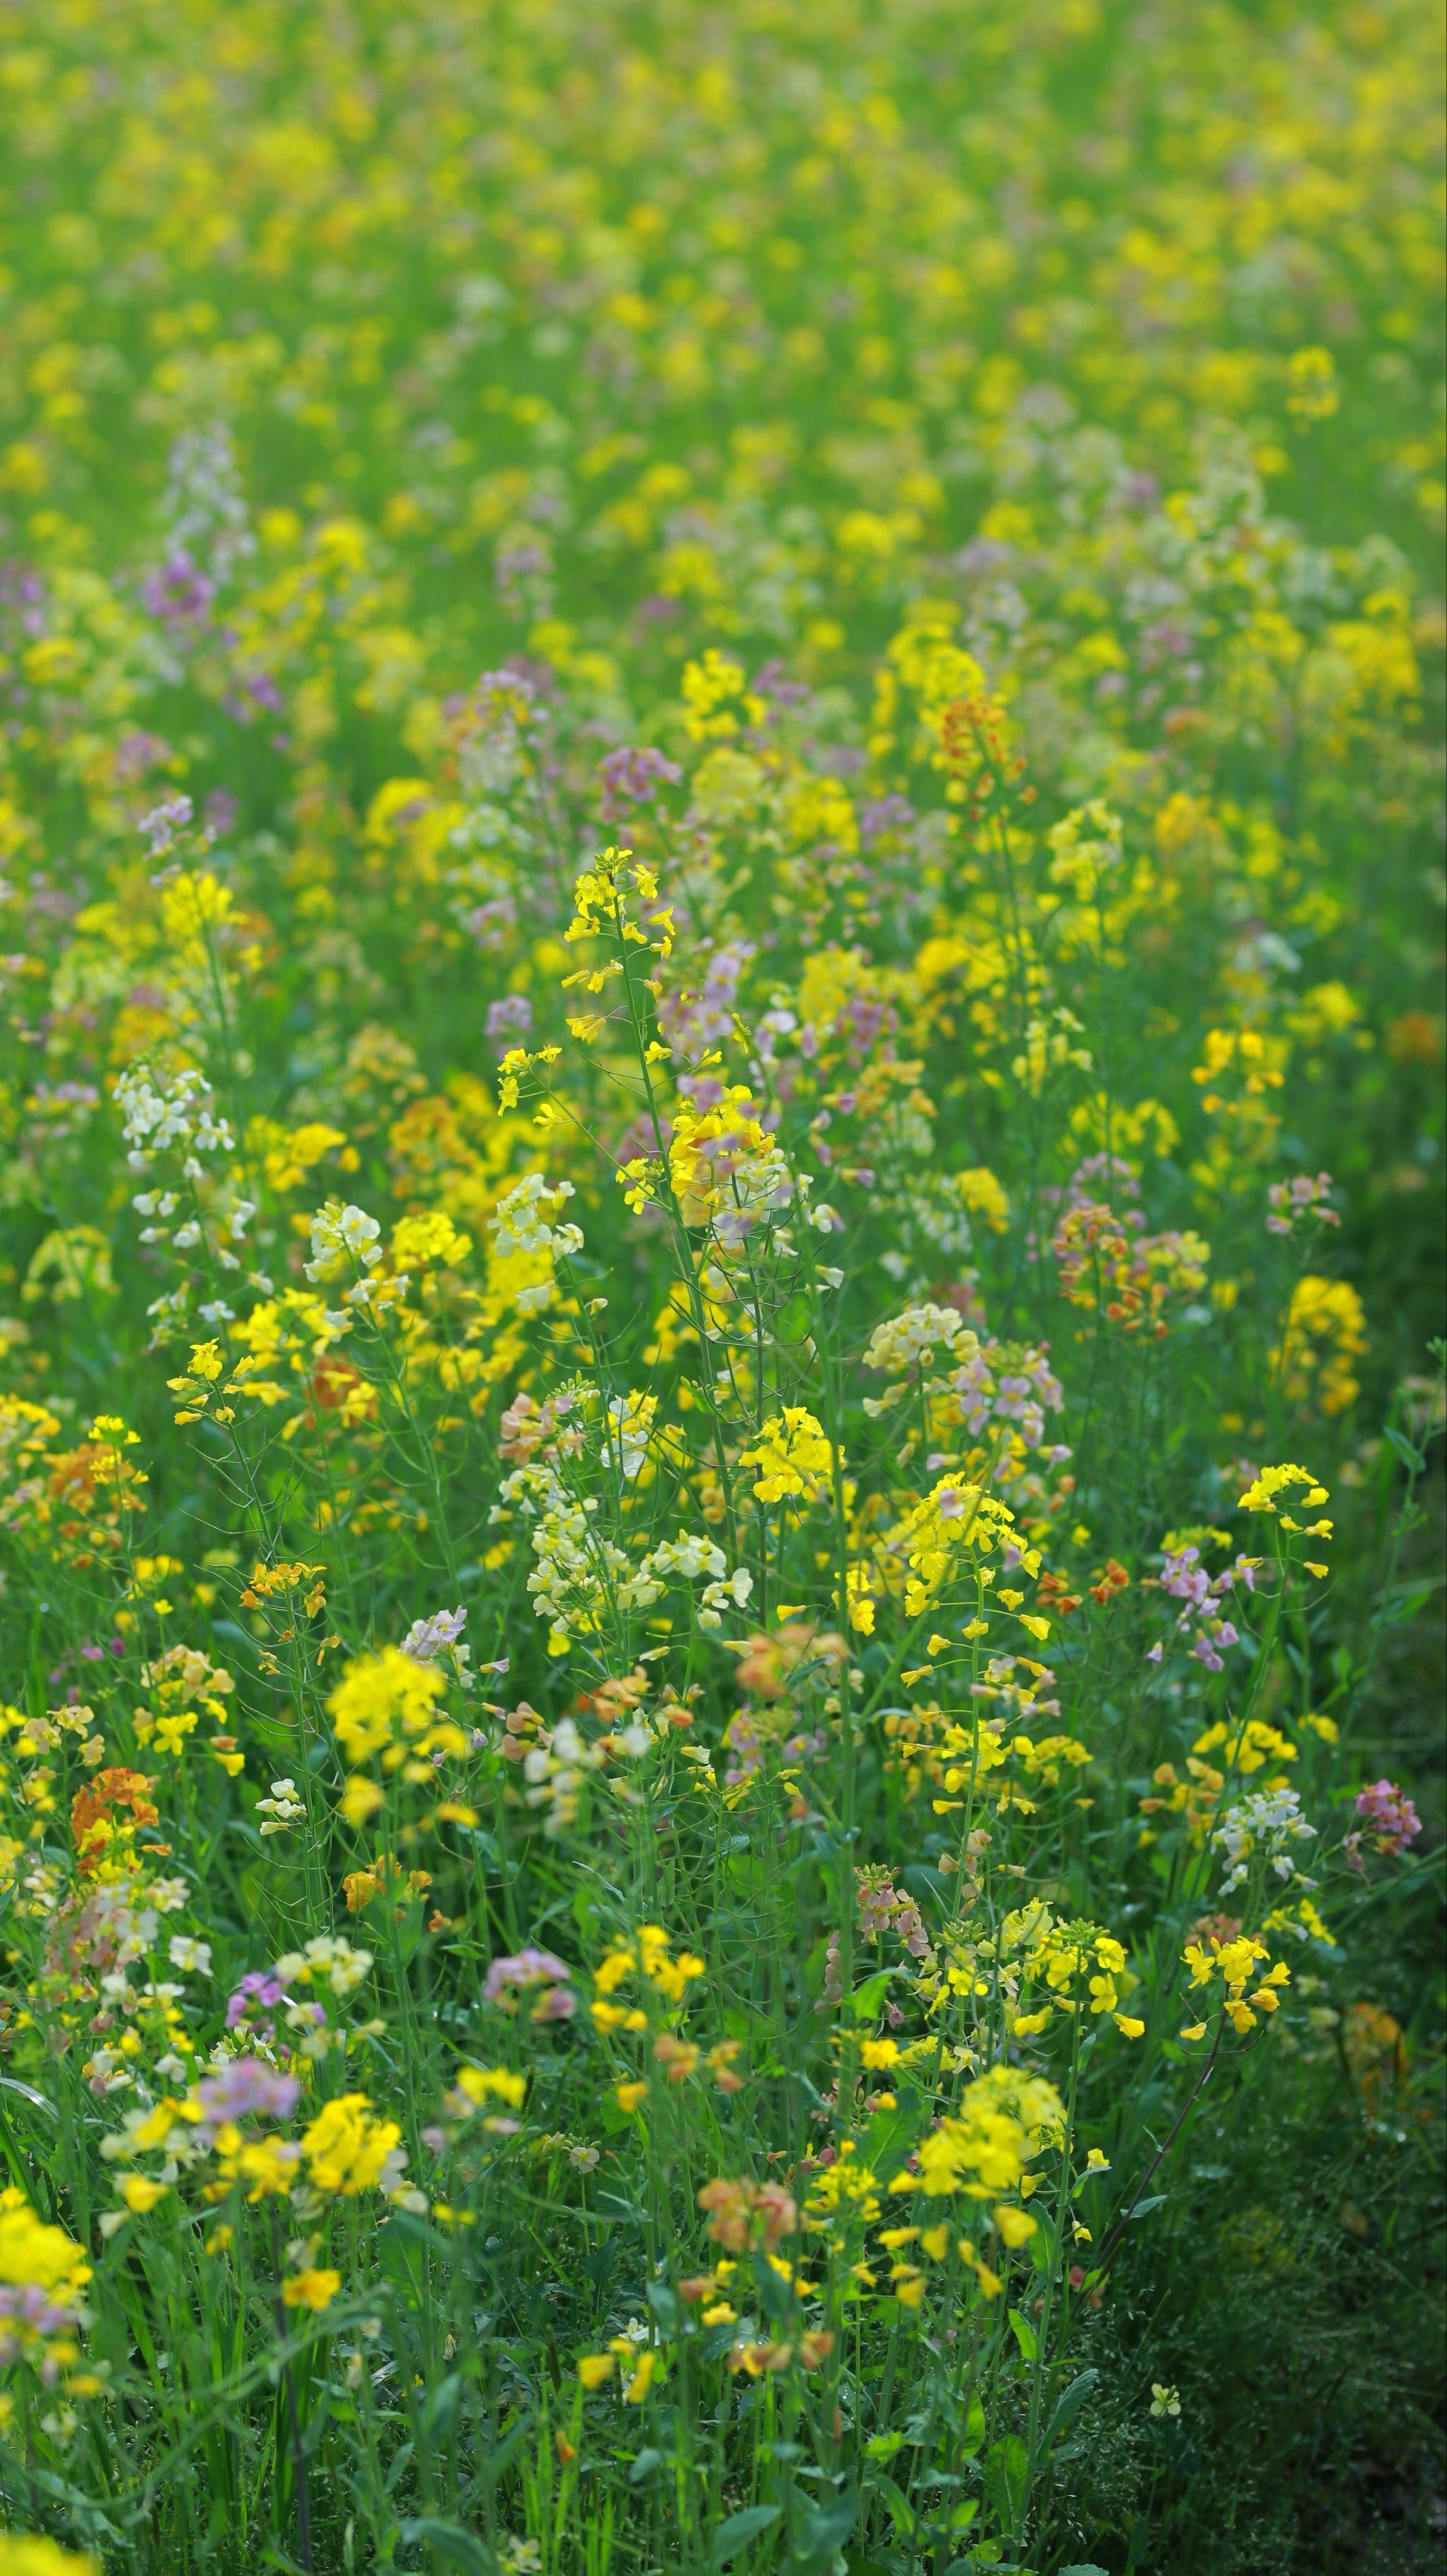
[0,2,1441,2571]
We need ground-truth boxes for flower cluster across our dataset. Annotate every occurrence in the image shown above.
[0,1,1434,2561]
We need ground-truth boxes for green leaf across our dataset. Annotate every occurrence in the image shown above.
[795,2490,860,2556]
[712,2503,781,2564]
[1379,1586,1434,1630]
[849,1966,897,2019]
[1046,2367,1098,2445]
[646,2279,681,2331]
[984,2434,1029,2539]
[1384,1425,1427,1473]
[0,2076,57,2117]
[861,2085,923,2180]
[870,2471,916,2539]
[1008,2306,1039,2360]
[396,2519,491,2574]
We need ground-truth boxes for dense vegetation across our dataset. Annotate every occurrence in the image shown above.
[0,4,1441,2572]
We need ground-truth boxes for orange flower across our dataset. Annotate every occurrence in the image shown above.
[71,1769,158,1875]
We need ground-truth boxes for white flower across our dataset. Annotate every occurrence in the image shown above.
[1214,1786,1316,1895]
[167,1935,213,1976]
[114,1062,233,1166]
[866,1302,971,1377]
[256,1779,306,1835]
[489,1171,579,1261]
[305,1200,384,1283]
[400,1606,467,1662]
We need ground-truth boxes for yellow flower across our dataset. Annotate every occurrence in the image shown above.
[340,1776,385,1827]
[738,1409,834,1507]
[390,1211,473,1271]
[119,2176,169,2215]
[993,2205,1038,2248]
[454,2065,526,2111]
[302,2095,403,2197]
[899,2067,1063,2200]
[0,2188,91,2300]
[327,1649,446,1767]
[0,2541,101,2575]
[224,2137,302,2203]
[281,2269,342,2312]
[577,2354,615,2389]
[1236,1464,1329,1514]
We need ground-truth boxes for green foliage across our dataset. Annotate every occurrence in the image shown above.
[0,4,1441,2574]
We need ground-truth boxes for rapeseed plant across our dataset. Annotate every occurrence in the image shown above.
[0,1,1439,2570]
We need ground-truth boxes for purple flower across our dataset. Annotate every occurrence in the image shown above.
[597,744,682,824]
[194,2059,301,2127]
[1266,1171,1340,1236]
[0,2282,83,2378]
[114,730,175,784]
[750,659,808,708]
[138,795,194,857]
[400,1604,466,1663]
[483,1948,572,2017]
[487,992,533,1046]
[859,793,916,848]
[141,552,215,629]
[225,1970,284,2030]
[657,942,756,1061]
[1354,1779,1422,1856]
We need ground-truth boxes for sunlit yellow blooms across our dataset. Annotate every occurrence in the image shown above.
[454,2065,526,2111]
[281,2269,342,2311]
[1273,1276,1366,1416]
[0,0,1433,2545]
[891,2068,1063,2200]
[1236,1466,1329,1514]
[993,2206,1038,2248]
[0,2190,91,2302]
[738,1411,834,1507]
[119,2176,169,2215]
[327,1649,467,1773]
[391,1212,473,1271]
[0,2541,101,2575]
[301,2096,404,2197]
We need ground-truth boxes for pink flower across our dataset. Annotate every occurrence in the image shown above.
[1353,1779,1422,1857]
